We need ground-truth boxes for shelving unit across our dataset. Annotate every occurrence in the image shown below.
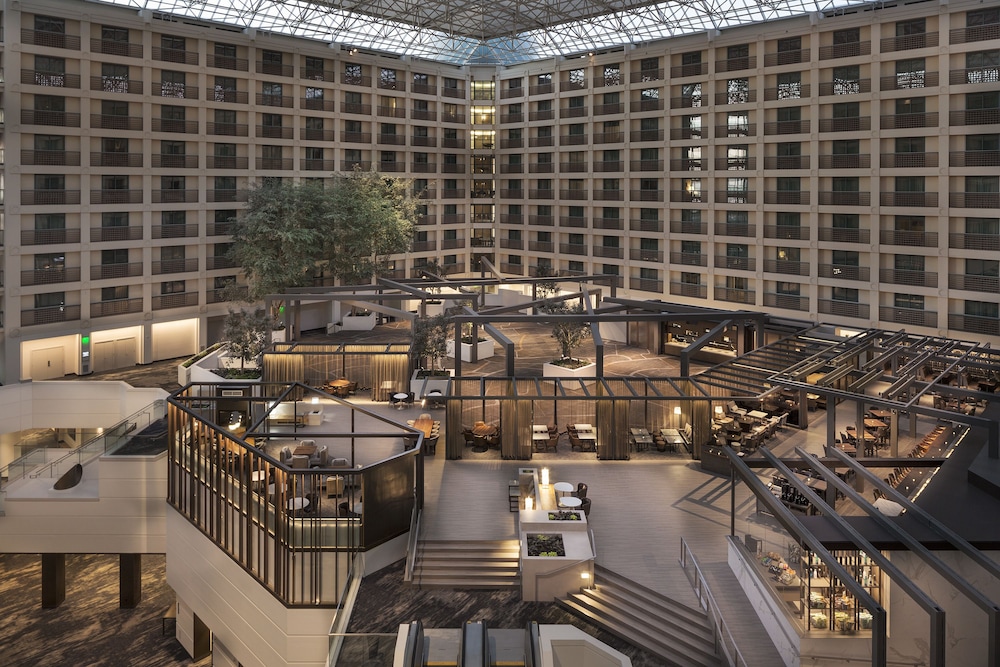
[801,549,881,634]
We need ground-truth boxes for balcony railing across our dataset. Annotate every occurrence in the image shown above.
[22,304,81,326]
[715,287,755,304]
[763,49,809,67]
[630,129,664,142]
[879,268,937,287]
[670,282,707,299]
[376,105,405,118]
[303,158,337,171]
[559,216,587,228]
[880,307,937,328]
[21,69,80,88]
[950,150,1000,168]
[22,29,81,50]
[764,120,809,135]
[715,255,755,271]
[670,190,704,203]
[255,60,293,77]
[21,190,81,206]
[631,278,664,293]
[949,109,1000,126]
[631,189,664,202]
[881,32,938,52]
[631,99,665,112]
[629,159,664,172]
[713,223,755,237]
[207,256,238,270]
[819,41,870,60]
[154,46,199,65]
[207,189,248,203]
[412,82,436,95]
[500,263,525,275]
[879,192,938,207]
[593,246,623,259]
[256,157,294,170]
[819,79,871,96]
[91,76,143,94]
[818,264,869,281]
[153,224,199,239]
[207,156,249,169]
[950,192,1000,208]
[880,152,938,168]
[631,249,663,262]
[342,73,372,87]
[153,292,199,310]
[560,161,587,172]
[630,218,662,233]
[412,240,437,252]
[529,241,554,252]
[764,292,809,311]
[818,299,869,319]
[528,136,554,148]
[764,225,810,241]
[529,163,553,174]
[156,82,198,99]
[949,313,1000,336]
[441,86,465,99]
[91,263,142,280]
[560,243,588,256]
[593,217,624,230]
[91,38,143,59]
[670,252,707,267]
[818,154,870,169]
[817,191,870,206]
[90,189,143,205]
[764,259,809,275]
[256,125,293,140]
[561,106,588,118]
[92,298,144,317]
[594,160,623,172]
[715,191,756,204]
[93,151,146,168]
[152,259,198,275]
[23,150,81,166]
[22,228,81,245]
[528,189,554,200]
[950,24,1000,44]
[207,286,248,304]
[91,226,142,243]
[819,116,871,132]
[593,189,623,201]
[764,191,809,205]
[254,92,292,108]
[152,189,198,204]
[441,213,466,224]
[410,109,435,121]
[528,83,554,95]
[818,227,870,244]
[631,68,665,83]
[949,233,1000,251]
[593,103,623,116]
[152,154,197,169]
[207,54,249,71]
[715,90,757,105]
[670,63,707,78]
[207,122,249,136]
[763,84,811,101]
[21,267,81,286]
[23,110,81,127]
[950,67,1000,86]
[152,118,198,134]
[499,214,522,225]
[880,112,938,129]
[950,274,1000,293]
[879,71,939,90]
[762,155,808,170]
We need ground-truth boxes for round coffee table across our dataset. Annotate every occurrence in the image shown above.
[558,496,583,509]
[553,481,574,498]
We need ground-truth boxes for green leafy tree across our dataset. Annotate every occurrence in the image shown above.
[222,307,274,369]
[228,169,417,305]
[544,301,592,361]
[411,314,449,371]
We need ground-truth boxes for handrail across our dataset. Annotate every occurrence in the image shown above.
[8,400,164,486]
[802,654,925,667]
[679,537,749,667]
[533,528,596,601]
[403,505,422,583]
[327,552,366,667]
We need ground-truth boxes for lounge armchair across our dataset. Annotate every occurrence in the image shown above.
[579,497,592,516]
[311,445,328,467]
[574,482,588,499]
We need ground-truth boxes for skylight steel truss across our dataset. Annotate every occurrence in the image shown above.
[95,0,875,65]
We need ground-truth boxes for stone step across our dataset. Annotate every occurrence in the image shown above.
[413,539,521,590]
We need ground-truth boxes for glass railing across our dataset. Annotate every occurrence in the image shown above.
[328,634,397,667]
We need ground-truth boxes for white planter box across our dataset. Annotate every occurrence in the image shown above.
[341,313,376,331]
[520,531,594,602]
[543,360,596,387]
[271,328,286,342]
[424,301,445,317]
[410,369,453,397]
[518,508,588,532]
[446,339,495,362]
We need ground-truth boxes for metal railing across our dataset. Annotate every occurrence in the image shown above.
[679,537,747,667]
[404,506,423,583]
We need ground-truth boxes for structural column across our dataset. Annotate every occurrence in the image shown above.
[41,553,66,608]
[120,553,142,608]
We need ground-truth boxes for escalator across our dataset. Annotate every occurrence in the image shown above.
[399,620,540,667]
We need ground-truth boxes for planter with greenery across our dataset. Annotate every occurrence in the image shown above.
[541,300,594,382]
[341,310,376,331]
[446,336,494,362]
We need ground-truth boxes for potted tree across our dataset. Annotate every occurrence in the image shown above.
[216,307,272,379]
[446,322,495,362]
[542,301,595,381]
[410,314,453,394]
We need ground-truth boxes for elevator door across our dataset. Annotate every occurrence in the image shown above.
[30,347,65,380]
[92,338,137,372]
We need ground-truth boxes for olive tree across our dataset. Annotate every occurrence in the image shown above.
[411,314,449,371]
[544,301,592,362]
[228,169,417,305]
[222,307,274,369]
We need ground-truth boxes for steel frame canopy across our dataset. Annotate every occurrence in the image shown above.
[95,0,875,65]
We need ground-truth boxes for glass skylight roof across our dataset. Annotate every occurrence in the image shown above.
[94,0,874,65]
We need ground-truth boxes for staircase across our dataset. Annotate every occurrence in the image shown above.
[557,565,721,667]
[411,539,521,589]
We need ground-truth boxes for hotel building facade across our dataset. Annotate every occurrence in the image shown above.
[0,0,998,383]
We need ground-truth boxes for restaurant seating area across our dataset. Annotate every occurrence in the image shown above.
[712,401,787,453]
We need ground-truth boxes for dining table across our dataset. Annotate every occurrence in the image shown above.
[293,443,317,456]
[472,422,497,436]
[863,418,888,430]
[413,416,434,438]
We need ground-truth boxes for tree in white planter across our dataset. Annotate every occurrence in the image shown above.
[544,301,591,367]
[222,307,274,370]
[411,314,449,373]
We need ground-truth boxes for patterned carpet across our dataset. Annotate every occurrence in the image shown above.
[0,553,209,667]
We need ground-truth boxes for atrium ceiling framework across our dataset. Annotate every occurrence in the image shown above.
[96,0,876,64]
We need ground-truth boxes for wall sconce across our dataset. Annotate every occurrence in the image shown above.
[524,496,534,511]
[674,406,682,416]
[715,405,724,416]
[541,468,550,486]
